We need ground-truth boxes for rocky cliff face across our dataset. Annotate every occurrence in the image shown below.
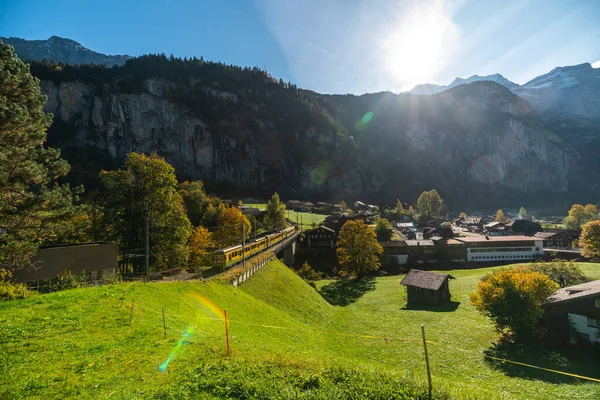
[37,58,585,209]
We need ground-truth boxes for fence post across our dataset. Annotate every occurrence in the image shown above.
[129,299,135,326]
[224,310,231,357]
[162,307,167,339]
[421,324,432,398]
[121,288,126,308]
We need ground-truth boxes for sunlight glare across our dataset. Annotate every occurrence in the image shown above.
[383,2,460,87]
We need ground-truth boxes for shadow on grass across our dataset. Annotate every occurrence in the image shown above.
[483,340,600,383]
[319,277,376,306]
[403,301,460,312]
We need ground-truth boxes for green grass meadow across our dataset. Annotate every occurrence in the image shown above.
[246,203,327,230]
[1,261,599,399]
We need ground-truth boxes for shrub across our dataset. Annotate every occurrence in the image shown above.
[0,269,34,301]
[470,267,558,341]
[530,259,589,287]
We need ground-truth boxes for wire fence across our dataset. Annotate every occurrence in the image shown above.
[120,289,600,386]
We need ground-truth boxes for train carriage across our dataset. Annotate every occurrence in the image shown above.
[212,225,296,270]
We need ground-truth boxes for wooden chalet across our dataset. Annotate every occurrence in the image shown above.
[400,269,454,305]
[534,231,575,249]
[544,280,600,346]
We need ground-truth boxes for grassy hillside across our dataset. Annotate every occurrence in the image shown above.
[1,261,599,399]
[246,203,327,230]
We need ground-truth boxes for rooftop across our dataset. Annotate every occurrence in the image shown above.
[405,240,434,247]
[544,280,600,305]
[534,232,558,239]
[400,269,454,291]
[455,235,539,243]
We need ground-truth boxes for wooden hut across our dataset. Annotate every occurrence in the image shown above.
[400,269,454,305]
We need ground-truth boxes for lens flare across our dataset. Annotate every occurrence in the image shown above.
[355,111,374,132]
[158,327,194,372]
[310,159,333,185]
[189,292,224,319]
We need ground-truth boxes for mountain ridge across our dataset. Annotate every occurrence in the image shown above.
[0,35,132,66]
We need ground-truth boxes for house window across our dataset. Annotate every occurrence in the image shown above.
[596,300,600,308]
[588,318,600,328]
[582,333,591,342]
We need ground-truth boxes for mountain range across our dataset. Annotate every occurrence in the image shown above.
[0,36,131,66]
[3,36,600,211]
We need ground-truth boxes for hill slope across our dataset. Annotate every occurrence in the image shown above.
[2,260,599,399]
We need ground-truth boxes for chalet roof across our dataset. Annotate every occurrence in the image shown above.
[534,232,558,240]
[287,200,301,203]
[544,280,600,305]
[504,220,516,227]
[303,201,314,206]
[400,269,455,291]
[405,240,434,247]
[455,235,539,243]
[380,241,408,248]
[316,225,335,233]
[484,221,502,228]
[315,202,328,206]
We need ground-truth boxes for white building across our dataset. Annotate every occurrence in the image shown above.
[455,235,544,262]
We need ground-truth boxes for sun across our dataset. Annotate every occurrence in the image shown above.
[383,5,459,87]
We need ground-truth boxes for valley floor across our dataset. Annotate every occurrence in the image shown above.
[1,262,599,399]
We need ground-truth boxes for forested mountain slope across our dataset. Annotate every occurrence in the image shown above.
[28,56,594,209]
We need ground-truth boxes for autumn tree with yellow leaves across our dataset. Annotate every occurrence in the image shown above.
[470,268,558,341]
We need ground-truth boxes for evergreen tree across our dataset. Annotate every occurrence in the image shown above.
[100,153,191,271]
[263,192,286,231]
[0,40,76,269]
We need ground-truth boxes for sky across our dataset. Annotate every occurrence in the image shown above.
[1,0,599,94]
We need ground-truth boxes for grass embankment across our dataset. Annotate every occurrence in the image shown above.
[2,262,599,399]
[246,203,327,230]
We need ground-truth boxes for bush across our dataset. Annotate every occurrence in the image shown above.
[530,259,589,287]
[296,261,322,281]
[470,267,558,341]
[0,269,34,301]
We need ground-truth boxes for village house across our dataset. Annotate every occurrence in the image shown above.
[286,200,302,210]
[544,280,600,346]
[381,241,409,266]
[503,219,542,235]
[304,225,336,248]
[483,221,505,236]
[400,269,454,305]
[534,231,573,249]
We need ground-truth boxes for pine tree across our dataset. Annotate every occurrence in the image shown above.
[0,40,76,269]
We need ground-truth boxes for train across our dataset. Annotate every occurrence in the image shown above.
[212,225,296,269]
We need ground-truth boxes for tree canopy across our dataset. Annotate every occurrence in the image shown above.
[375,218,392,241]
[100,153,191,271]
[188,226,214,269]
[0,40,76,269]
[336,220,383,277]
[495,209,508,223]
[213,207,251,248]
[579,220,600,260]
[564,203,598,229]
[518,207,529,220]
[263,192,286,231]
[416,189,443,219]
[470,268,558,341]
